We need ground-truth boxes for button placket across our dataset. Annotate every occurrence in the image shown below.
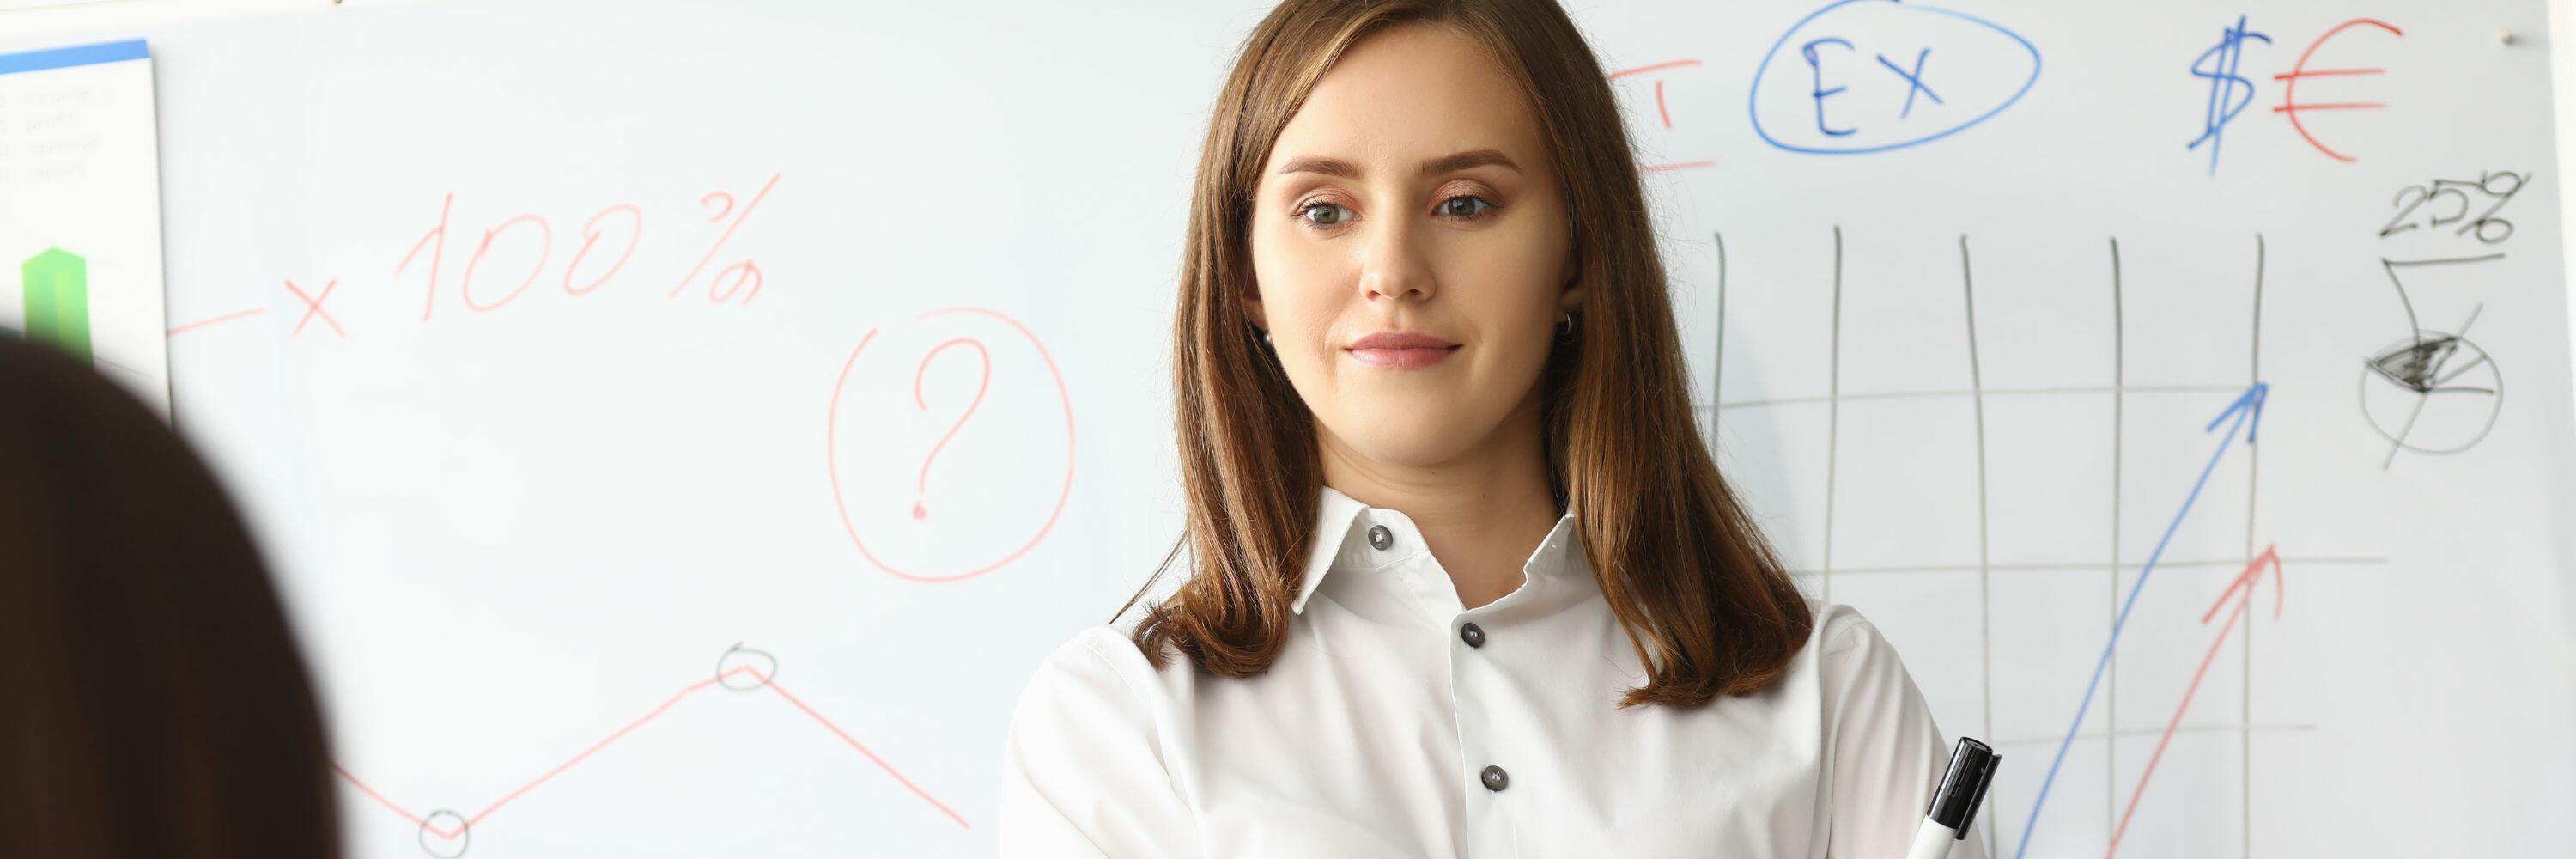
[1462,618,1499,800]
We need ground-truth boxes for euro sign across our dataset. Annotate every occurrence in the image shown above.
[2186,15,2269,174]
[2274,19,2403,163]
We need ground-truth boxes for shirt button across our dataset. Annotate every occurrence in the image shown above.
[1481,765,1510,792]
[1367,524,1393,551]
[1460,622,1485,648]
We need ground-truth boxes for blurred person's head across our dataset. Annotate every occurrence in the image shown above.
[0,337,340,858]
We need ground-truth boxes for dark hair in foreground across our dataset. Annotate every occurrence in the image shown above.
[1116,0,1814,709]
[0,337,341,858]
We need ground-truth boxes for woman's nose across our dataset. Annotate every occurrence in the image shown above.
[1356,213,1437,303]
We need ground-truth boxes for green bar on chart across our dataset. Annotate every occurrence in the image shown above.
[21,247,91,362]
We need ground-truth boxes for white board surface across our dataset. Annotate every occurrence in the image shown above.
[3,1,2573,856]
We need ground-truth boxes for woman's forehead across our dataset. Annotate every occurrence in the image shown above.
[1267,25,1546,179]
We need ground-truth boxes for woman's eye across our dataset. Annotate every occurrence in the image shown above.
[1296,202,1351,227]
[1438,195,1495,220]
[1295,196,1491,228]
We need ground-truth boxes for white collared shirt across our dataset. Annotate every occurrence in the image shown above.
[1000,484,1987,858]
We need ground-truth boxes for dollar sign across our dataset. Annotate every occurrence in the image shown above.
[2186,15,2269,174]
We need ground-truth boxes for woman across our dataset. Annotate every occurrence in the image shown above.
[1001,1,1982,856]
[0,336,343,858]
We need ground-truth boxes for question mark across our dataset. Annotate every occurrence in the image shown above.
[911,338,991,520]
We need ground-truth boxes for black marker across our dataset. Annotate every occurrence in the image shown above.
[1903,738,2000,859]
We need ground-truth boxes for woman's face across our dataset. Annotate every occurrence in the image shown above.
[1246,23,1580,472]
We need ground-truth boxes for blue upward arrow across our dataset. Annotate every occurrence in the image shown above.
[2014,381,2267,859]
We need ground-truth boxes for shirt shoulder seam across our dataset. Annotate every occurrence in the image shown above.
[1818,605,1874,656]
[1070,626,1157,707]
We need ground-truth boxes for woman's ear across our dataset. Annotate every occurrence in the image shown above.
[1558,254,1583,314]
[1238,289,1268,332]
[1557,216,1582,308]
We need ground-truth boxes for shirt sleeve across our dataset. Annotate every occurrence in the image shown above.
[1819,609,1993,859]
[999,629,1200,858]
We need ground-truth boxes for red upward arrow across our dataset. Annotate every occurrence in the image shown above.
[2106,543,2285,858]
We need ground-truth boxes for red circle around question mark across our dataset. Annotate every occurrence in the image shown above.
[825,307,1074,582]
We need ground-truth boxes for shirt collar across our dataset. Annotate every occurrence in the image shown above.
[1289,484,1584,615]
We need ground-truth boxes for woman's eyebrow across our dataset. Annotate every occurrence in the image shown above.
[1273,149,1522,179]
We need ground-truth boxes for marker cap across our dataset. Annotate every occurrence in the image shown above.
[1925,737,2001,839]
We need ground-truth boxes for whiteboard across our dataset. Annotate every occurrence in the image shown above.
[6,1,2573,856]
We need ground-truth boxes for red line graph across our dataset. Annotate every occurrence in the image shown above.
[167,308,264,336]
[2105,543,2284,858]
[334,663,969,850]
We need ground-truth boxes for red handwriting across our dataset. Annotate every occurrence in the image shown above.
[398,192,456,322]
[911,337,992,521]
[332,661,969,853]
[2273,19,2403,162]
[177,176,781,343]
[459,214,552,312]
[283,279,343,338]
[565,204,643,296]
[670,173,779,303]
[1610,58,1704,128]
[828,307,1075,582]
[1608,58,1712,173]
[387,176,775,325]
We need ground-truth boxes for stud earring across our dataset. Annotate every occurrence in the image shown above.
[1556,312,1575,338]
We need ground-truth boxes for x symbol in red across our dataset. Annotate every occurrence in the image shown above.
[284,278,343,338]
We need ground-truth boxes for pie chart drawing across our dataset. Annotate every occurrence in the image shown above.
[2357,326,2502,461]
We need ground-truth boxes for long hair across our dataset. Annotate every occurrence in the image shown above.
[0,337,342,858]
[1119,0,1813,708]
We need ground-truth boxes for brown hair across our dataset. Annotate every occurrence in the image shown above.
[0,337,341,858]
[1117,0,1813,709]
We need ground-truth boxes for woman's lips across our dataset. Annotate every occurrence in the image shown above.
[1347,345,1458,369]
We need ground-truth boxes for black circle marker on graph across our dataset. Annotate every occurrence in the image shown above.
[416,809,470,858]
[716,643,778,691]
